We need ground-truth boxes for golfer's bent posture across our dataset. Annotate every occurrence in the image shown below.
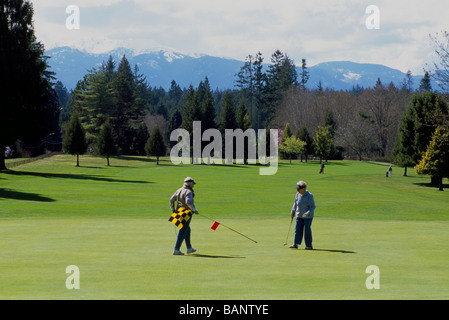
[290,181,316,250]
[170,177,199,255]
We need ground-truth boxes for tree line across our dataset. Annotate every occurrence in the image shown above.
[1,1,448,190]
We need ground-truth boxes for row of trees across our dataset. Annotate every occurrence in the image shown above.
[2,1,448,190]
[63,49,305,163]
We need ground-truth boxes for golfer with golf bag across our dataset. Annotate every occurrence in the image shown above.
[289,181,315,250]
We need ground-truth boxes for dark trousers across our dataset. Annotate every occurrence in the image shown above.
[294,217,313,247]
[174,217,192,250]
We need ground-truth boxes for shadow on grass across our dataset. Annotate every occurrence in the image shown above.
[3,170,152,184]
[311,248,356,254]
[115,156,153,163]
[413,182,448,190]
[0,188,56,202]
[189,253,246,259]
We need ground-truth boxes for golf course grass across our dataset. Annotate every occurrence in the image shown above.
[1,154,448,299]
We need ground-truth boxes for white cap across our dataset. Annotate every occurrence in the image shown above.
[184,177,196,184]
[294,181,307,189]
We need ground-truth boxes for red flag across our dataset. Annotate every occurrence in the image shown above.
[211,221,220,231]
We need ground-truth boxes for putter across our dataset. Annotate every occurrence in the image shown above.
[283,216,294,246]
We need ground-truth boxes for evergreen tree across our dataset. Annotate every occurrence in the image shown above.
[82,71,115,146]
[200,79,216,130]
[415,126,449,191]
[392,91,449,181]
[63,114,88,167]
[169,110,183,132]
[145,125,167,165]
[218,91,237,133]
[168,80,183,103]
[97,121,117,166]
[181,85,202,134]
[391,112,416,175]
[130,122,150,156]
[252,52,266,129]
[235,100,253,163]
[324,109,337,138]
[112,55,144,153]
[283,122,293,140]
[0,0,54,170]
[236,100,250,129]
[55,81,72,125]
[299,59,310,90]
[296,126,313,162]
[401,70,414,92]
[263,50,297,127]
[313,125,335,163]
[418,72,432,92]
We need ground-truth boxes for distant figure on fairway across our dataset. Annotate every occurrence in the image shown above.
[388,166,392,177]
[169,177,199,255]
[290,181,316,250]
[319,162,325,174]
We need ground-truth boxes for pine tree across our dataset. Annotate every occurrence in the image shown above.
[252,52,265,129]
[299,59,310,90]
[419,72,432,92]
[0,0,54,170]
[145,125,167,165]
[97,121,117,166]
[296,126,313,162]
[263,50,297,127]
[82,71,115,146]
[392,91,449,181]
[391,112,416,175]
[201,80,216,131]
[181,85,202,134]
[218,92,237,133]
[112,55,142,153]
[63,114,88,167]
[324,109,337,138]
[313,125,335,163]
[236,100,250,129]
[415,126,449,191]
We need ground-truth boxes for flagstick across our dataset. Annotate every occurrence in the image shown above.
[198,213,258,244]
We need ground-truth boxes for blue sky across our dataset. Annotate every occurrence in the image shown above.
[33,0,449,75]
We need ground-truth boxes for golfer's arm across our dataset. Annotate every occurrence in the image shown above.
[291,195,297,214]
[169,194,176,212]
[185,193,197,212]
[307,197,316,216]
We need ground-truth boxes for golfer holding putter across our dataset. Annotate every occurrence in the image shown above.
[170,177,199,255]
[290,181,315,250]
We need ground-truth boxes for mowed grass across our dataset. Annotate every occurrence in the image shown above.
[1,155,448,299]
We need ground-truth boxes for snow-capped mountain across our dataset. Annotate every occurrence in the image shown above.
[46,47,434,92]
[46,46,242,91]
[307,61,429,91]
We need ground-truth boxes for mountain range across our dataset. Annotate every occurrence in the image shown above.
[46,46,435,92]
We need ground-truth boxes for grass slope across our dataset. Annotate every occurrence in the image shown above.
[1,155,448,299]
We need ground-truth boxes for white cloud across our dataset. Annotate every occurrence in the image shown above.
[32,0,449,74]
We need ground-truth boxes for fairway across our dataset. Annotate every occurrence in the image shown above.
[1,155,448,299]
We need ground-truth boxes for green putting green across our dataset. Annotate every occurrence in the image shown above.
[1,155,448,299]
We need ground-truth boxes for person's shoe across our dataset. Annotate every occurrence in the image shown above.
[289,244,298,249]
[187,248,197,254]
[173,249,184,255]
[305,246,313,250]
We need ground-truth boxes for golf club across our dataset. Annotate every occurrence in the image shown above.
[283,216,293,246]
